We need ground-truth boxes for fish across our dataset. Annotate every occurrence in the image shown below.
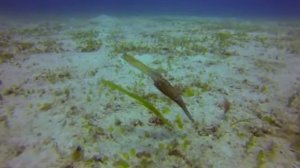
[123,53,194,122]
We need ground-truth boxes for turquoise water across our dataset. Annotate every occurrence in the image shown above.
[0,1,300,168]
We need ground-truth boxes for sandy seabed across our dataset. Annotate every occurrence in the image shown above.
[0,15,300,168]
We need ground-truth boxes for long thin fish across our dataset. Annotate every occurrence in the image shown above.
[123,53,194,122]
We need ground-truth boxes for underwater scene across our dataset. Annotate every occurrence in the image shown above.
[0,1,300,168]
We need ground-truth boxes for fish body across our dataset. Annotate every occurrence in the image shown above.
[123,53,194,122]
[150,71,194,122]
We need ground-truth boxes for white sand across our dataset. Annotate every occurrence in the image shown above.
[0,15,299,168]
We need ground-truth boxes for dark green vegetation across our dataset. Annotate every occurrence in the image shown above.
[0,52,14,64]
[0,18,298,65]
[107,19,300,59]
[0,23,104,65]
[101,80,172,128]
[0,22,66,64]
[34,68,72,84]
[69,30,102,52]
[108,23,252,57]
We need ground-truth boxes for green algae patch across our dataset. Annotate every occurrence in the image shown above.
[0,52,14,64]
[101,80,172,128]
[69,30,102,52]
[113,159,130,168]
[175,114,184,129]
[71,146,84,162]
[257,150,266,168]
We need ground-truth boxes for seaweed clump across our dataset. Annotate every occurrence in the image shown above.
[34,68,72,84]
[0,52,14,64]
[101,80,172,128]
[71,146,84,161]
[69,30,102,52]
[38,39,64,53]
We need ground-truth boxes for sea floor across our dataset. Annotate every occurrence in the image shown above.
[0,15,300,168]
